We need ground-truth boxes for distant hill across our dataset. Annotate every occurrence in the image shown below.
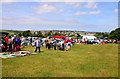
[0,30,23,35]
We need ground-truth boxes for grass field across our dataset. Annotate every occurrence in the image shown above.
[2,44,118,77]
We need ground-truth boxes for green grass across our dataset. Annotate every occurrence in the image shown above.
[2,44,118,77]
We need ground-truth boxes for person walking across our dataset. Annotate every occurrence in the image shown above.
[34,38,42,53]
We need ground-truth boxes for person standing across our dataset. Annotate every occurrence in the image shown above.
[34,38,42,53]
[4,35,9,51]
[65,40,69,51]
[4,35,9,44]
[12,35,17,51]
[8,36,13,53]
[47,38,51,49]
[2,37,7,52]
[14,36,21,51]
[45,39,48,48]
[30,37,32,46]
[53,39,57,50]
[21,36,25,47]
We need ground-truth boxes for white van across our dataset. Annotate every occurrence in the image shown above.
[81,35,97,42]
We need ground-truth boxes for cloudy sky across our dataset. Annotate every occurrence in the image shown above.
[1,0,119,32]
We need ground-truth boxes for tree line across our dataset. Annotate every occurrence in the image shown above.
[18,30,63,38]
[94,27,120,40]
[17,27,120,40]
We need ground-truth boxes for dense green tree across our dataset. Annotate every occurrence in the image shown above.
[53,32,61,36]
[94,32,109,39]
[22,30,32,37]
[37,31,44,37]
[76,33,82,39]
[46,31,51,36]
[18,32,22,37]
[109,28,120,40]
[43,32,51,37]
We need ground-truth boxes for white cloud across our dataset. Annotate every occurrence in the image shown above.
[0,0,14,3]
[85,2,98,9]
[2,17,48,25]
[114,8,118,13]
[34,0,119,2]
[65,2,81,8]
[0,0,119,3]
[2,16,86,31]
[65,2,98,9]
[38,0,87,2]
[75,12,87,15]
[89,10,101,14]
[75,10,101,15]
[35,4,63,14]
[2,17,79,27]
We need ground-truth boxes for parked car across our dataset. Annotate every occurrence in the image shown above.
[87,39,99,44]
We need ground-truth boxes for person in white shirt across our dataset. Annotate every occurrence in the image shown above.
[34,38,42,53]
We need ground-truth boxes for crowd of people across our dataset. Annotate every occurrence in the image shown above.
[34,37,75,53]
[44,37,74,51]
[1,34,75,53]
[1,35,22,53]
[75,38,118,45]
[0,34,118,53]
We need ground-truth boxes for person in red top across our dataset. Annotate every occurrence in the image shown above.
[4,35,9,44]
[64,39,67,44]
[4,35,9,51]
